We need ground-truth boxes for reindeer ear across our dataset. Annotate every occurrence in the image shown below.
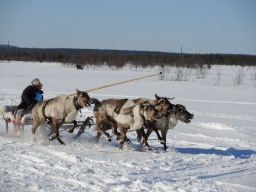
[155,94,160,100]
[76,89,81,95]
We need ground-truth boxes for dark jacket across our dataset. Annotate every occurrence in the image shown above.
[17,85,43,111]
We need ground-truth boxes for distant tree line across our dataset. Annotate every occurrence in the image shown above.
[0,47,255,68]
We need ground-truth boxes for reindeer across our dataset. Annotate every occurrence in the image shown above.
[0,105,33,134]
[31,89,92,145]
[93,98,160,150]
[136,94,194,150]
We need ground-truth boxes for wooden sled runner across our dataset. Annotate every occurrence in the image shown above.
[61,116,94,140]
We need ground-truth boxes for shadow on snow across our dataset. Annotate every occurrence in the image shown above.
[175,147,256,159]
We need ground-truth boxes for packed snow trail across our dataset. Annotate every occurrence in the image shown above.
[0,62,256,192]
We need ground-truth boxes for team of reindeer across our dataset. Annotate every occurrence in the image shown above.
[4,89,194,151]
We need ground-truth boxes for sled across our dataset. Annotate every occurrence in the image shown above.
[2,115,94,140]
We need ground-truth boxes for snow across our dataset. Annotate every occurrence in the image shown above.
[0,61,256,192]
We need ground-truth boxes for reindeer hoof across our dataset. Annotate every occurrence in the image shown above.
[48,133,57,140]
[127,140,132,144]
[145,146,152,151]
[67,128,74,133]
[119,146,123,150]
[104,135,111,142]
[48,136,54,140]
[159,140,166,144]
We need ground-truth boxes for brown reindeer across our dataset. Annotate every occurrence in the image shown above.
[31,89,92,145]
[93,95,171,149]
[93,98,159,150]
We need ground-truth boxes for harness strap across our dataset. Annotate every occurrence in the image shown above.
[42,99,53,123]
[114,99,128,114]
[73,96,83,110]
[140,109,152,125]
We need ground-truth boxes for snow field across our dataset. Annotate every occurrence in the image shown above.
[0,61,256,192]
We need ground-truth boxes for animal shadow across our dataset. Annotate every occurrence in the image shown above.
[176,147,256,159]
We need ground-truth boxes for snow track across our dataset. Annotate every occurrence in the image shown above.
[0,62,256,192]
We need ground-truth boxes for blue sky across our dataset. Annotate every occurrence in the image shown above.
[1,0,256,55]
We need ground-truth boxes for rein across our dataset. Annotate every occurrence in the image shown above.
[42,99,54,123]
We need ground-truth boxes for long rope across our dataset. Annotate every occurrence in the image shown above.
[69,72,161,96]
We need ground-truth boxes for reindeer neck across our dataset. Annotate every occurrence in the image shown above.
[73,96,83,110]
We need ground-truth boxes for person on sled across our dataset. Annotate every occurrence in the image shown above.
[17,78,44,112]
[13,78,44,122]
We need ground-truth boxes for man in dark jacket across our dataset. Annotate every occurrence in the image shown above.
[12,78,44,132]
[17,78,44,112]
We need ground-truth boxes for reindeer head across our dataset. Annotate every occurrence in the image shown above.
[153,94,175,115]
[76,89,92,107]
[174,104,194,123]
[141,101,160,122]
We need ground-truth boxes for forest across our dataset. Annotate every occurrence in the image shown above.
[0,46,255,68]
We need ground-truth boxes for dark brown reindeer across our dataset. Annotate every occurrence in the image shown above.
[137,95,194,150]
[134,94,175,144]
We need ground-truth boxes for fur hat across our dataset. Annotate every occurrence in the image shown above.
[31,78,41,85]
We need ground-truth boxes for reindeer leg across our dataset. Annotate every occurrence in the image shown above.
[139,128,152,151]
[151,127,165,144]
[136,127,151,146]
[94,131,102,143]
[13,112,22,136]
[31,115,41,135]
[145,124,165,144]
[57,122,66,145]
[94,120,111,142]
[93,122,111,143]
[161,129,168,151]
[112,123,131,144]
[32,122,40,135]
[48,119,60,141]
[67,120,77,133]
[56,122,66,145]
[124,137,131,144]
[31,116,41,142]
[145,128,152,140]
[109,121,131,143]
[48,123,56,140]
[118,126,127,150]
[136,130,142,143]
[109,121,120,139]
